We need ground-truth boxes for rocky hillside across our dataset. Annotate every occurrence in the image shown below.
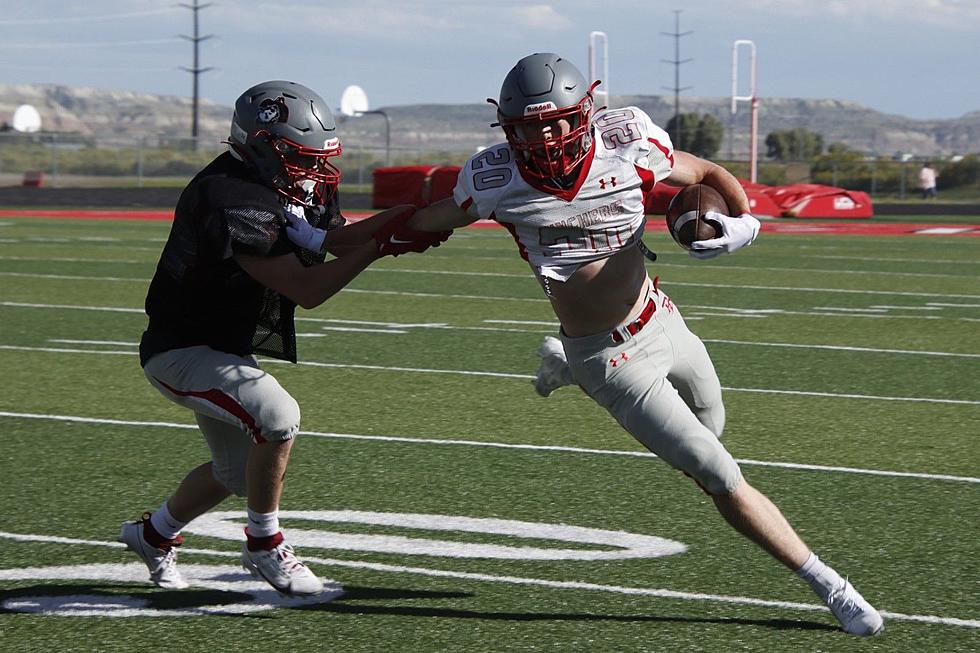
[1,84,977,157]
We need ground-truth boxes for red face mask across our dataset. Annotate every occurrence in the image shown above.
[497,88,595,182]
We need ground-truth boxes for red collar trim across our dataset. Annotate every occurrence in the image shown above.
[518,139,597,202]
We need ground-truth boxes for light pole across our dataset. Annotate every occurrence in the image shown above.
[360,110,390,167]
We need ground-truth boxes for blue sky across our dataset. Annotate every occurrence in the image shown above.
[0,0,977,120]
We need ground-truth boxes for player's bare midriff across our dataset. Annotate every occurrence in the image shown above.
[538,244,650,338]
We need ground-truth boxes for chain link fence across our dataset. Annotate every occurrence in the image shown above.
[1,130,975,200]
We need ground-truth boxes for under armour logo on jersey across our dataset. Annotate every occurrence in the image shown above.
[599,177,618,189]
[609,352,629,368]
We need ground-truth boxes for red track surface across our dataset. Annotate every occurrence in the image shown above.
[2,209,979,237]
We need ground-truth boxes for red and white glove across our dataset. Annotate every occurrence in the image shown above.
[373,206,452,257]
[689,212,761,260]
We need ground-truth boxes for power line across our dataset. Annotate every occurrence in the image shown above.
[660,9,692,148]
[180,1,215,148]
[0,38,181,50]
[0,9,179,26]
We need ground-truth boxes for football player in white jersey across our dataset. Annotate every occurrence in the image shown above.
[284,53,883,635]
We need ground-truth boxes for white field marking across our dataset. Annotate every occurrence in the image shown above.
[684,304,954,322]
[0,255,144,264]
[187,510,687,560]
[5,267,980,303]
[77,236,121,242]
[687,312,767,319]
[2,411,978,485]
[813,307,890,313]
[915,227,976,235]
[485,319,559,326]
[807,254,980,266]
[648,261,971,280]
[48,339,138,346]
[319,326,409,334]
[928,302,980,308]
[0,271,146,282]
[0,301,143,313]
[1,345,977,405]
[725,386,980,406]
[0,531,976,629]
[300,318,552,335]
[701,339,980,360]
[0,563,343,616]
[869,305,943,311]
[301,318,450,329]
[0,238,17,243]
[663,280,980,301]
[345,288,547,303]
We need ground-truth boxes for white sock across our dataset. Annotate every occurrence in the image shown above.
[246,507,280,538]
[796,552,845,601]
[150,501,187,540]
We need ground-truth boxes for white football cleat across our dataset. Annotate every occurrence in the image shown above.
[117,513,189,590]
[825,579,884,636]
[242,537,324,597]
[533,336,572,397]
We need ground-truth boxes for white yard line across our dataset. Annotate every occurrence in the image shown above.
[1,344,978,405]
[701,339,980,359]
[4,268,980,301]
[0,532,975,630]
[0,411,977,485]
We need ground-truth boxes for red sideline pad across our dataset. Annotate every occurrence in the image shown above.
[0,209,173,220]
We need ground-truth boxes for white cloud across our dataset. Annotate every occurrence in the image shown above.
[724,0,980,26]
[511,5,573,31]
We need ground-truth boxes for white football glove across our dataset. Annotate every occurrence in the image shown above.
[689,211,761,260]
[283,203,326,252]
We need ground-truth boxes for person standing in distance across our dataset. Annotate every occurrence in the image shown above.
[918,161,938,199]
[120,80,447,596]
[285,54,884,634]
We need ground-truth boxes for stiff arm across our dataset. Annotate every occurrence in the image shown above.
[405,197,478,232]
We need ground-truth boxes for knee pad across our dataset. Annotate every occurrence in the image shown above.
[256,395,300,442]
[676,436,742,496]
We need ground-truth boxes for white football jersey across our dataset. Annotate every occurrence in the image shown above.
[454,106,674,280]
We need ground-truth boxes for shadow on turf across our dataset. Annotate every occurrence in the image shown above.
[307,585,837,633]
[0,583,255,613]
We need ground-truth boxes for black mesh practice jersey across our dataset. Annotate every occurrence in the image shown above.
[139,152,336,366]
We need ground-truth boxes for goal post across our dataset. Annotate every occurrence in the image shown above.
[731,39,758,183]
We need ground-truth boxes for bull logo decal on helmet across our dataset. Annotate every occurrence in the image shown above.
[256,97,289,124]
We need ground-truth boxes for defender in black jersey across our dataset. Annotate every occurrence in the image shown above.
[119,80,449,597]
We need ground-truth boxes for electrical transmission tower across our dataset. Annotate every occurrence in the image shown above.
[661,10,692,148]
[180,0,214,149]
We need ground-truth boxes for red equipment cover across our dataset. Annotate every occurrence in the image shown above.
[372,166,439,208]
[428,166,462,204]
[765,184,873,218]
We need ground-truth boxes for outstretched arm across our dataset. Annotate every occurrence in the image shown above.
[235,242,379,310]
[405,197,479,232]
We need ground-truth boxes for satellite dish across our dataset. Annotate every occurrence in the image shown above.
[12,104,41,133]
[339,85,369,117]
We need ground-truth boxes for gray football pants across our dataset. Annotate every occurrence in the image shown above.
[143,345,300,496]
[560,284,742,495]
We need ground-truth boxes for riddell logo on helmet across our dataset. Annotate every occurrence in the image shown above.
[524,102,558,116]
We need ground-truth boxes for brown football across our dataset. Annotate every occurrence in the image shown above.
[665,184,729,250]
